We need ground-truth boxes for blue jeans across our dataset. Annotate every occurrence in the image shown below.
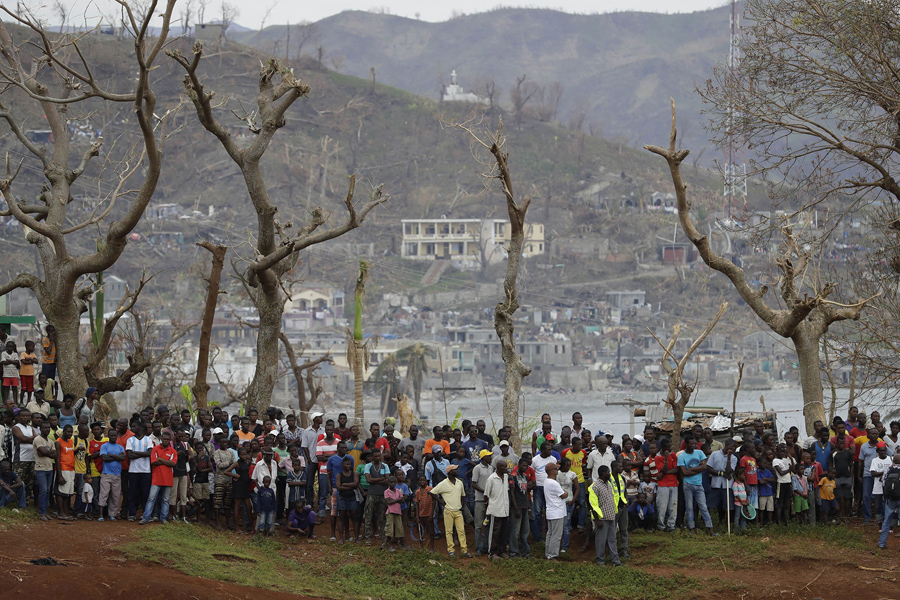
[562,502,574,549]
[0,484,26,508]
[530,486,546,541]
[879,498,900,548]
[862,477,875,522]
[143,485,171,523]
[257,510,274,532]
[683,483,713,529]
[36,470,54,516]
[575,482,586,528]
[509,507,531,557]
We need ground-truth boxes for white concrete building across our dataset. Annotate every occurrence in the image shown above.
[401,218,544,269]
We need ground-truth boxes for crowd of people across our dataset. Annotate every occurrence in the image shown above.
[1,326,900,563]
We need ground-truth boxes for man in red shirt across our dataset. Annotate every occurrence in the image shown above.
[139,431,177,525]
[655,438,679,531]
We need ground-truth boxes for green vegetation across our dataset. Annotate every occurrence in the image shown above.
[120,523,698,600]
[0,507,38,532]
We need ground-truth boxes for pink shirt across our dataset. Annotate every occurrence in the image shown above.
[384,487,403,515]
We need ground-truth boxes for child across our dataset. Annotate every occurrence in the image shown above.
[870,443,893,525]
[831,436,853,524]
[336,457,359,544]
[413,474,435,552]
[285,458,307,514]
[394,468,411,548]
[383,476,404,552]
[627,492,656,531]
[356,450,372,540]
[19,341,37,405]
[639,470,657,505]
[1,341,19,406]
[256,476,277,538]
[732,466,749,530]
[81,473,94,520]
[756,457,775,527]
[285,502,317,539]
[791,463,809,524]
[191,440,213,524]
[818,467,838,524]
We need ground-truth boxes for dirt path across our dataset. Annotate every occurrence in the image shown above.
[0,519,322,600]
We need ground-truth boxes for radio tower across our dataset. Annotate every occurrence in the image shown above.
[724,0,747,219]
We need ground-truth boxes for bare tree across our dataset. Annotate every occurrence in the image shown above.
[180,0,194,35]
[197,0,210,25]
[169,44,387,410]
[279,333,332,427]
[0,2,178,397]
[192,242,226,409]
[645,102,873,434]
[451,117,531,451]
[651,302,728,450]
[219,1,238,37]
[293,21,319,59]
[510,74,538,130]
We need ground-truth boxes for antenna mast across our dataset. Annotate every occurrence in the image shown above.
[724,0,747,219]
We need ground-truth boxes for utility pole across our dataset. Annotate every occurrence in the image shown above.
[723,0,747,219]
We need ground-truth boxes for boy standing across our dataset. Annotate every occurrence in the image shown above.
[819,468,838,524]
[18,341,37,406]
[1,341,20,406]
[543,463,568,560]
[413,475,435,552]
[757,457,775,526]
[256,476,277,537]
[383,476,404,552]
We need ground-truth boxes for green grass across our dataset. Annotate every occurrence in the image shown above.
[0,506,38,531]
[120,524,697,600]
[630,523,869,570]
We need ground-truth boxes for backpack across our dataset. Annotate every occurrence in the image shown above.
[885,466,900,501]
[430,463,447,486]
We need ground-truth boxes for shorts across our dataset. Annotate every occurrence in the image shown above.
[834,483,852,499]
[41,363,56,379]
[169,475,189,508]
[192,482,211,501]
[821,498,839,511]
[56,470,75,496]
[2,377,19,388]
[793,495,809,513]
[336,496,358,512]
[214,479,233,510]
[758,495,774,511]
[20,375,34,392]
[384,512,403,537]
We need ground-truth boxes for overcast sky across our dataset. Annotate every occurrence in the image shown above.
[41,0,728,29]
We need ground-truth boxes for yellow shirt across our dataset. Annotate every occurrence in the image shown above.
[19,352,36,377]
[819,477,836,501]
[431,478,465,511]
[563,449,586,483]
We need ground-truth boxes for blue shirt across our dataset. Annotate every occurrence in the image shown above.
[813,441,832,471]
[677,450,707,486]
[451,458,472,487]
[425,458,449,486]
[462,439,488,463]
[859,442,894,477]
[706,450,738,489]
[327,453,354,487]
[99,442,124,476]
[758,468,774,496]
[397,482,410,510]
[257,486,277,512]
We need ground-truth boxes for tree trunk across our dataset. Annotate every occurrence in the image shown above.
[671,401,685,451]
[247,284,286,410]
[193,242,226,410]
[52,307,89,398]
[792,324,826,435]
[353,339,365,426]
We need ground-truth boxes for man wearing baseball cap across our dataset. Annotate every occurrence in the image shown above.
[860,427,894,523]
[431,463,471,557]
[301,412,324,512]
[471,448,494,555]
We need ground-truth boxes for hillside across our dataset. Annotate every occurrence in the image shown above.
[235,6,731,155]
[0,24,747,330]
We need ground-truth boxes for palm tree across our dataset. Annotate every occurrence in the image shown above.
[369,352,401,421]
[347,261,376,426]
[397,343,435,414]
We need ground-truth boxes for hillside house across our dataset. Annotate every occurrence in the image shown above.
[606,290,646,309]
[401,218,544,269]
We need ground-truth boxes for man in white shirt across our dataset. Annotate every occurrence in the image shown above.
[483,459,510,559]
[11,409,37,502]
[125,422,154,521]
[254,448,280,488]
[530,442,559,543]
[543,463,568,560]
[301,412,324,504]
[585,435,617,483]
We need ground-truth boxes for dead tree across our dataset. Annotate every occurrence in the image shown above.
[451,117,531,451]
[645,102,873,434]
[193,242,227,410]
[279,332,332,427]
[0,2,178,397]
[510,75,538,130]
[169,45,387,411]
[652,302,727,450]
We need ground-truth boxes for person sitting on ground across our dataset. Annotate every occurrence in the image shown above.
[627,491,656,531]
[285,502,317,539]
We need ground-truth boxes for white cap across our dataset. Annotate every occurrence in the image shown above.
[499,440,510,447]
[310,412,324,420]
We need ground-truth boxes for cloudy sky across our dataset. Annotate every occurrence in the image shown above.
[43,0,728,28]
